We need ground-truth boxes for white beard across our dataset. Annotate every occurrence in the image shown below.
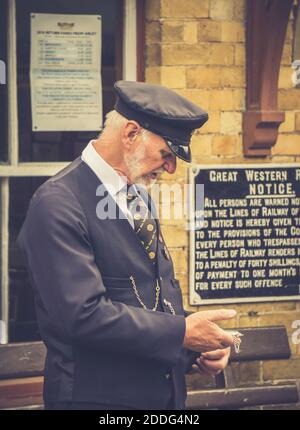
[124,142,164,189]
[124,142,145,182]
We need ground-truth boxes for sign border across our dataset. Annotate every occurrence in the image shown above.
[189,163,300,306]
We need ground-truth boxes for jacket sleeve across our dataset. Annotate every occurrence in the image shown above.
[183,309,201,373]
[17,182,186,368]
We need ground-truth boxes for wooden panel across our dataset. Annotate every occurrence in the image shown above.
[0,376,44,409]
[0,326,294,409]
[0,342,46,379]
[230,326,291,362]
[243,0,293,156]
[246,0,293,110]
[186,384,299,410]
[185,326,290,364]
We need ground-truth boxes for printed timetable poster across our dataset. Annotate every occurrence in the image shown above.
[30,13,102,131]
[189,164,300,305]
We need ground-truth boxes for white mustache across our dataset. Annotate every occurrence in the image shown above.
[151,168,164,176]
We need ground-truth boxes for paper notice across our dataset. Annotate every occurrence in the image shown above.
[30,13,102,131]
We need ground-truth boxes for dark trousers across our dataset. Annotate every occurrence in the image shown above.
[45,401,135,410]
[45,386,174,411]
[45,395,174,411]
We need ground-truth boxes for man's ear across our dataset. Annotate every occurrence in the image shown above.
[123,121,140,146]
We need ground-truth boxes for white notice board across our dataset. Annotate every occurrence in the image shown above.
[30,13,102,131]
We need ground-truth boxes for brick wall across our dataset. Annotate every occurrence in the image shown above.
[145,0,300,408]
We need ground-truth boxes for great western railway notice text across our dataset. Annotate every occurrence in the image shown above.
[189,164,300,305]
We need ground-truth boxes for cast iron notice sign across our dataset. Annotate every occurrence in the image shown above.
[189,164,300,305]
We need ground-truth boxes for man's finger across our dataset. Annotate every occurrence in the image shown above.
[201,348,229,360]
[196,309,237,322]
[196,358,222,376]
[220,330,235,348]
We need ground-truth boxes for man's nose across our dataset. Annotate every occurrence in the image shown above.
[163,155,177,174]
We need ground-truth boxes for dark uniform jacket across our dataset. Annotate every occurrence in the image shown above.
[17,157,196,410]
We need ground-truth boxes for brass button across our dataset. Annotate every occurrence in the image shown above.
[147,224,154,232]
[134,213,141,221]
[149,251,156,259]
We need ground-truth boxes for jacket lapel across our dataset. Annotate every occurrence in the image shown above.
[84,164,157,270]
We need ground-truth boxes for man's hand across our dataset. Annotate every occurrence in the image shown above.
[183,309,237,352]
[191,347,231,376]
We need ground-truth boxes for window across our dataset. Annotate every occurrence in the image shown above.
[9,177,48,342]
[16,0,123,162]
[0,0,141,344]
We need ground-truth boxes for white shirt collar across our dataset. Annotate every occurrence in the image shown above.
[82,140,127,196]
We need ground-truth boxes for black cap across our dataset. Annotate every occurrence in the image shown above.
[114,81,208,163]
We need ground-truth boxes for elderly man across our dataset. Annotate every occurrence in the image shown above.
[17,81,236,410]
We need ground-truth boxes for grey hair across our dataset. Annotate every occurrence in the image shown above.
[103,110,128,131]
[100,109,152,141]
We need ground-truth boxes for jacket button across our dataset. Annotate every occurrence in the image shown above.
[165,373,170,380]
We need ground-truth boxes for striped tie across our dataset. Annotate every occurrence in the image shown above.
[126,186,158,264]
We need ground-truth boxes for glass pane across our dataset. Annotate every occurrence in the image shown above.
[0,0,8,162]
[16,0,123,162]
[9,176,48,342]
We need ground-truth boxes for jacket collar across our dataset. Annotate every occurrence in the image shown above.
[80,160,160,271]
